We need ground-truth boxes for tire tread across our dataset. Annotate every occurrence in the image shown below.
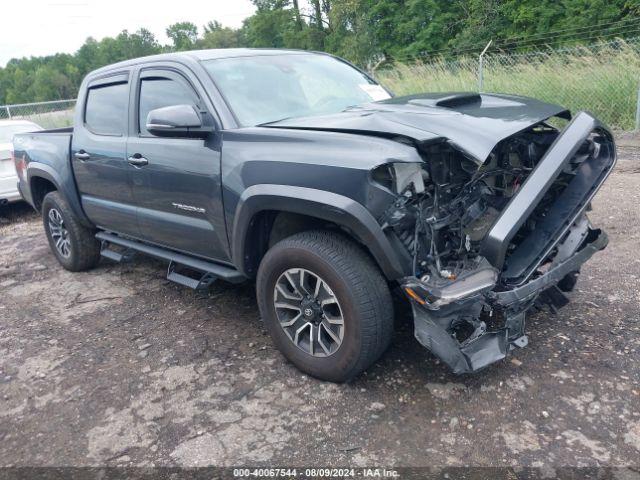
[42,191,100,272]
[257,230,393,381]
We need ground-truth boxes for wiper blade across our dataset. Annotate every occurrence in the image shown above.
[258,105,361,126]
[258,116,295,126]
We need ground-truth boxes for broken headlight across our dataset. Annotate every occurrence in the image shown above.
[371,162,426,195]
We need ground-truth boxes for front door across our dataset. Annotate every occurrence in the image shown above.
[126,67,230,262]
[72,73,139,237]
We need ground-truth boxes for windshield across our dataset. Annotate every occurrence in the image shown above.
[0,123,39,143]
[202,53,391,126]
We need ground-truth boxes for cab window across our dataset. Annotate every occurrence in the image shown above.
[138,76,199,136]
[84,82,128,136]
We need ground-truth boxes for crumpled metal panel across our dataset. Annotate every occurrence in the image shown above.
[264,92,569,163]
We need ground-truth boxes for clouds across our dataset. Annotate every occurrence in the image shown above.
[0,0,255,66]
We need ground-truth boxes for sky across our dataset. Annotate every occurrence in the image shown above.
[0,0,256,66]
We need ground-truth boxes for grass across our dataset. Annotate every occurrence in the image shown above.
[376,40,640,131]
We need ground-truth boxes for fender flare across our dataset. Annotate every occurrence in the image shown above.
[231,184,408,280]
[26,163,92,227]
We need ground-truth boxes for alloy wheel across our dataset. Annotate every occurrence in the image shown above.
[273,268,345,357]
[48,208,71,258]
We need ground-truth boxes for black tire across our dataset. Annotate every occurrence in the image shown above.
[42,191,100,272]
[256,230,394,382]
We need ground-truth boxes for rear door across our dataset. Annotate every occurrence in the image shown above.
[72,73,139,236]
[126,66,230,262]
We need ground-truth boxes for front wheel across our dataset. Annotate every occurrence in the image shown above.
[42,191,101,272]
[256,230,394,382]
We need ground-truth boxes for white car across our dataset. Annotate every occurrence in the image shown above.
[1,119,42,204]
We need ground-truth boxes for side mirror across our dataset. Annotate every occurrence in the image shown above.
[146,104,212,138]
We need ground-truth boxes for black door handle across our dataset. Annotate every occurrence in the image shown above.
[74,151,91,161]
[127,155,149,167]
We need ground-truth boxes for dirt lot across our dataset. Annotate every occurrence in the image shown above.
[0,149,639,474]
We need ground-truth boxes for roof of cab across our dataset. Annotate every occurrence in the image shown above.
[90,48,316,76]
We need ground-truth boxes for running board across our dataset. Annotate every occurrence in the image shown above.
[167,261,217,290]
[100,241,136,263]
[96,231,245,287]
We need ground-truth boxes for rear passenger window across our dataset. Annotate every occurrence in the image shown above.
[138,77,199,136]
[85,82,128,136]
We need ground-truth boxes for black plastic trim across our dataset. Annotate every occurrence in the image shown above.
[410,228,607,374]
[27,163,93,228]
[231,184,408,280]
[490,229,608,307]
[480,112,616,273]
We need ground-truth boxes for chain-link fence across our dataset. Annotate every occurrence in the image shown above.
[3,38,640,132]
[377,37,640,131]
[0,99,76,129]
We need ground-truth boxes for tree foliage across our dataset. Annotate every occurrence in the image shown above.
[1,0,639,104]
[166,22,199,51]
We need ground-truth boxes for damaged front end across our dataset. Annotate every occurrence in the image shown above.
[375,111,616,373]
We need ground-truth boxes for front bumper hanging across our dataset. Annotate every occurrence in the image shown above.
[402,111,616,374]
[407,228,607,374]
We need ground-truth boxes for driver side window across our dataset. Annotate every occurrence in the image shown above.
[138,75,199,136]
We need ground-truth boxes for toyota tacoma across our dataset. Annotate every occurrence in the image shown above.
[12,49,616,381]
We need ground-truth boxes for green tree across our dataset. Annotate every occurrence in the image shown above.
[243,2,299,48]
[75,37,101,73]
[199,21,244,48]
[5,67,31,104]
[166,22,199,50]
[117,29,162,58]
[31,65,72,100]
[325,0,376,65]
[2,1,639,104]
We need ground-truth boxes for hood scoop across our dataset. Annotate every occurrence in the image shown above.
[409,93,482,109]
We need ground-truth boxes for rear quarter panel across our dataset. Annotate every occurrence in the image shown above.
[13,129,90,225]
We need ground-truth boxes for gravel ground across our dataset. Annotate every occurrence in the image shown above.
[0,150,639,474]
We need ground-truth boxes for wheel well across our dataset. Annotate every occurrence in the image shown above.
[243,211,348,277]
[30,176,57,211]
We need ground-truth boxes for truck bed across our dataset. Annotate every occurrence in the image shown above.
[12,128,82,217]
[29,127,73,135]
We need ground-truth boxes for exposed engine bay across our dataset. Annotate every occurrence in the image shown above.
[379,125,555,280]
[373,114,616,373]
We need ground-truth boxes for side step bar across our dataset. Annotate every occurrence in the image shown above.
[166,261,217,290]
[96,231,246,288]
[100,245,136,263]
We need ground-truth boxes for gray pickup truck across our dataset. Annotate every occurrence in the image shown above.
[13,49,616,381]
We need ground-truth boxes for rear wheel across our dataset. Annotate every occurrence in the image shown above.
[42,191,100,271]
[256,230,394,382]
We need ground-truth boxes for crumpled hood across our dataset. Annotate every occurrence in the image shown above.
[263,93,570,163]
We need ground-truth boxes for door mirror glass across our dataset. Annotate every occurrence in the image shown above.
[146,104,209,138]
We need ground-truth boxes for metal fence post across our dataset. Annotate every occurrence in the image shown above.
[5,105,11,119]
[635,84,640,131]
[478,40,492,92]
